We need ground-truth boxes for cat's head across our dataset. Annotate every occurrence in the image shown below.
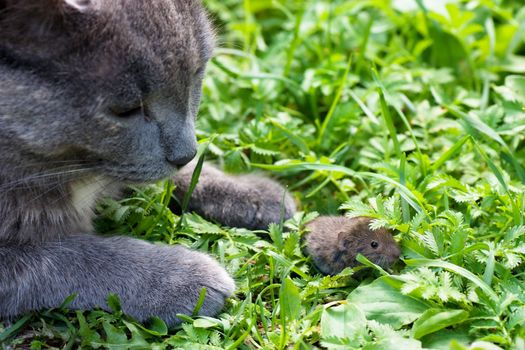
[0,0,213,183]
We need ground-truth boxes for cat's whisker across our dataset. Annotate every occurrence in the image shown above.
[45,175,122,212]
[9,159,97,170]
[0,167,99,193]
[26,169,112,207]
[25,181,67,207]
[0,169,89,188]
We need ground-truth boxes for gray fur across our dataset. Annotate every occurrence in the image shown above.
[0,235,234,325]
[173,161,297,230]
[0,0,234,326]
[304,216,401,275]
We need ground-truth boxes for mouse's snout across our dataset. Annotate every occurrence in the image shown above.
[389,242,402,262]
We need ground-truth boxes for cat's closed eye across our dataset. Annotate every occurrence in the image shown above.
[109,105,144,119]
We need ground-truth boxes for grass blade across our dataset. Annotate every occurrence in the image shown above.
[317,55,353,145]
[373,69,401,159]
[0,315,31,342]
[431,136,471,172]
[175,140,212,231]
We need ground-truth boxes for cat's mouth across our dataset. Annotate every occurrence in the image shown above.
[42,146,194,184]
[100,161,181,184]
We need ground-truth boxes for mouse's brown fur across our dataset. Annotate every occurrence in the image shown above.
[304,216,401,275]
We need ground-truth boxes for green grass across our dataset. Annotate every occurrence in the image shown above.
[3,0,525,349]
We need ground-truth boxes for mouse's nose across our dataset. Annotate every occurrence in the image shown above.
[391,244,401,260]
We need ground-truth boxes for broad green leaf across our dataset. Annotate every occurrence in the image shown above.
[320,303,367,349]
[102,320,128,346]
[421,328,471,349]
[193,317,222,329]
[363,337,423,350]
[411,308,469,339]
[279,277,301,322]
[347,276,429,329]
[122,321,152,349]
[133,317,168,336]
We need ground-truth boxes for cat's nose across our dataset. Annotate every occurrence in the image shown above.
[164,129,197,167]
[166,149,196,167]
[159,115,197,167]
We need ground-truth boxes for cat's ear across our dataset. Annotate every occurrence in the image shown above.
[62,0,100,12]
[0,0,102,41]
[0,0,101,15]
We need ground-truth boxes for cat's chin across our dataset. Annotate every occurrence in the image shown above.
[101,165,179,184]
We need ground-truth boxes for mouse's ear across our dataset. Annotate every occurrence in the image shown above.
[336,231,351,250]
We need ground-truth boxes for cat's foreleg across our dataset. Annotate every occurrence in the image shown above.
[172,161,297,229]
[0,234,234,326]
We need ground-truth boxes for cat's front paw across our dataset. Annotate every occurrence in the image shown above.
[166,245,236,318]
[0,236,235,328]
[121,242,235,325]
[172,161,296,230]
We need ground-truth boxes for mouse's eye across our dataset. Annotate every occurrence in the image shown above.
[371,241,379,249]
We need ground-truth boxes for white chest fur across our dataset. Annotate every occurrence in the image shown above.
[70,176,114,216]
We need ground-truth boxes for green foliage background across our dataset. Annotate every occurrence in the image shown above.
[3,0,525,349]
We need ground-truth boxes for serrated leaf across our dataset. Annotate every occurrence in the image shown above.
[107,294,122,313]
[76,311,102,347]
[494,75,525,105]
[250,144,280,156]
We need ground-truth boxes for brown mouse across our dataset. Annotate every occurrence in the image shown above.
[303,216,401,275]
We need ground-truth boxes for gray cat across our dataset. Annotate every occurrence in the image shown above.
[0,0,235,326]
